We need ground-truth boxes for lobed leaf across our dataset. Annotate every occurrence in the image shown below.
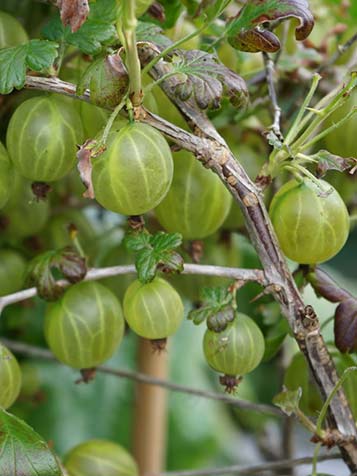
[0,409,62,476]
[125,231,183,283]
[0,40,58,95]
[189,286,234,331]
[273,387,302,415]
[169,49,249,109]
[226,0,314,53]
[43,0,118,55]
[312,150,357,178]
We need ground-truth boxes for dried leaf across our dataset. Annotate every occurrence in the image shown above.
[312,149,357,178]
[77,139,106,199]
[227,0,314,53]
[169,50,248,110]
[334,298,357,353]
[57,0,90,32]
[307,267,352,303]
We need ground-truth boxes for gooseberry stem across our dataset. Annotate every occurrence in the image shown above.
[119,0,142,107]
[99,94,128,146]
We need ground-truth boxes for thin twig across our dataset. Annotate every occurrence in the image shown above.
[0,339,282,417]
[263,52,282,139]
[318,32,357,72]
[0,264,265,314]
[156,453,341,476]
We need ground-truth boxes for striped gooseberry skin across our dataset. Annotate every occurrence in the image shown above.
[269,178,350,264]
[155,150,232,239]
[0,249,27,297]
[0,343,22,409]
[203,313,265,376]
[0,10,28,48]
[92,122,173,215]
[123,277,184,340]
[44,281,124,369]
[6,96,84,182]
[64,439,138,476]
[0,141,12,209]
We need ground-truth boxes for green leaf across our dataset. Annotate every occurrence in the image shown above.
[169,50,248,110]
[226,0,314,53]
[194,0,232,21]
[188,286,234,331]
[125,231,183,283]
[0,40,58,95]
[0,409,62,476]
[273,387,302,416]
[27,247,87,301]
[136,22,172,50]
[42,0,118,55]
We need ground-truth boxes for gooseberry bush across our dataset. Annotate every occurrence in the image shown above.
[0,1,356,475]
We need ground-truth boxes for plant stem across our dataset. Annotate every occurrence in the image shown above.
[263,52,282,138]
[99,94,128,145]
[119,0,142,107]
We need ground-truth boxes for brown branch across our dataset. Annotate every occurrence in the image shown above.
[0,339,282,417]
[318,32,357,72]
[0,263,265,314]
[157,453,341,476]
[23,74,357,471]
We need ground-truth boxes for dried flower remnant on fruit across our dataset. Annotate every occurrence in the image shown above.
[220,374,242,393]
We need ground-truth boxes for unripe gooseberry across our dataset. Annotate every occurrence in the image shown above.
[7,96,84,182]
[0,249,27,296]
[0,343,22,409]
[123,277,184,340]
[155,150,232,239]
[64,439,138,476]
[0,141,12,209]
[92,122,173,215]
[0,11,28,48]
[45,281,125,369]
[269,178,350,264]
[203,313,265,378]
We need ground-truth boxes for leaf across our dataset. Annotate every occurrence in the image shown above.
[334,298,357,353]
[124,231,183,283]
[28,248,87,301]
[43,0,118,55]
[312,149,357,178]
[57,0,90,32]
[77,54,129,107]
[227,0,314,53]
[0,40,58,95]
[193,0,231,21]
[77,139,106,198]
[188,286,234,331]
[307,267,352,303]
[263,317,289,362]
[273,387,302,415]
[136,21,173,50]
[169,50,249,109]
[0,409,62,476]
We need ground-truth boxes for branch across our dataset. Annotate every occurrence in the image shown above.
[157,453,341,476]
[318,32,357,72]
[23,74,357,471]
[263,52,282,139]
[0,339,282,417]
[0,263,265,314]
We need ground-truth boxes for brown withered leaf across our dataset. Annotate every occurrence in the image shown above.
[227,0,314,53]
[77,139,105,199]
[307,267,352,303]
[312,149,357,178]
[334,298,357,353]
[57,0,90,33]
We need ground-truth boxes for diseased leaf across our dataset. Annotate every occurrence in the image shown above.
[188,286,234,331]
[307,267,352,303]
[27,248,87,301]
[227,0,314,53]
[43,0,118,55]
[125,231,183,283]
[273,387,302,415]
[0,409,62,476]
[0,40,58,95]
[334,298,357,353]
[169,50,249,109]
[77,54,129,107]
[312,149,357,178]
[57,0,90,32]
